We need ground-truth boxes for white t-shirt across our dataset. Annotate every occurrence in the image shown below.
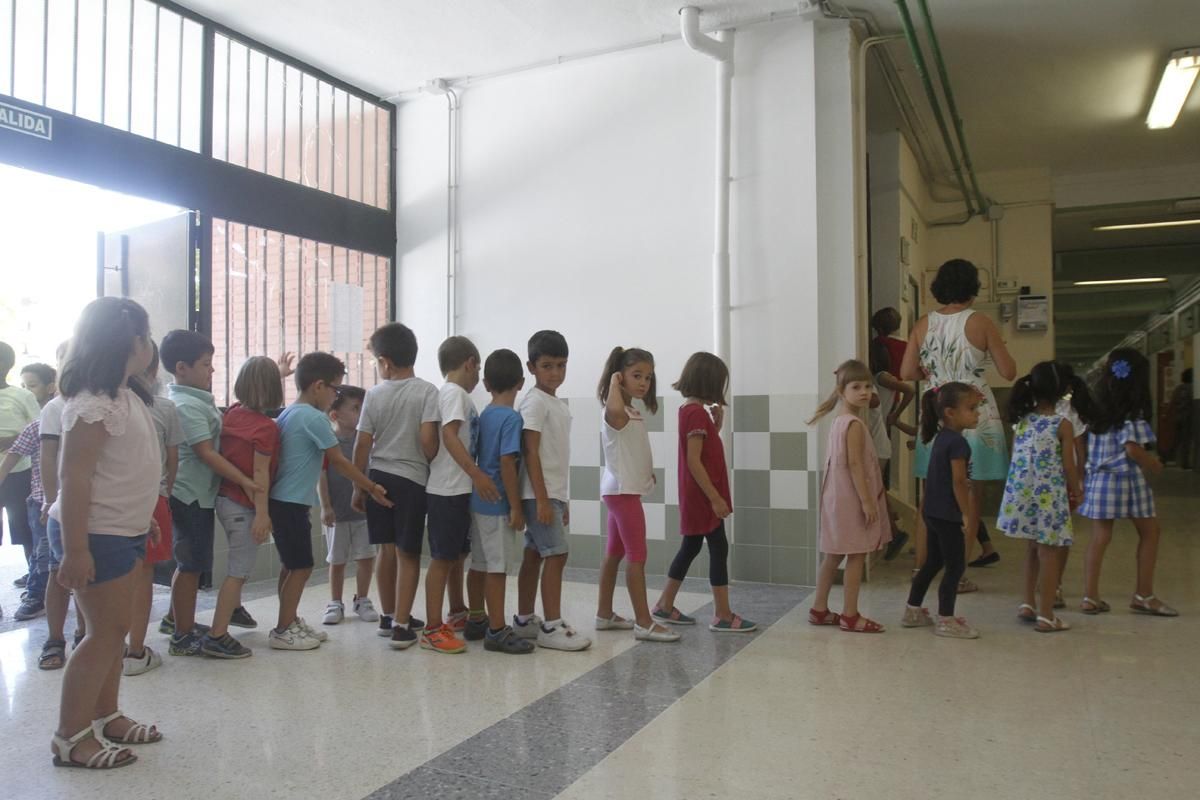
[39,394,66,438]
[427,382,479,497]
[600,406,655,496]
[868,383,892,461]
[48,389,161,538]
[357,377,440,485]
[149,395,185,497]
[519,387,571,502]
[1056,397,1087,439]
[0,384,40,472]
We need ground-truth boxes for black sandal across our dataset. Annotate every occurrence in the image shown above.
[39,639,67,671]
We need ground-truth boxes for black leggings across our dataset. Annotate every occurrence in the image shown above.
[908,516,966,616]
[668,523,729,587]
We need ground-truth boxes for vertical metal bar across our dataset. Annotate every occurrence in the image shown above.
[262,53,268,174]
[175,13,181,146]
[41,0,49,106]
[243,222,250,359]
[151,2,159,140]
[315,81,320,190]
[96,233,106,298]
[223,34,229,159]
[126,0,133,131]
[199,23,213,157]
[313,243,320,351]
[9,0,15,96]
[281,64,287,181]
[224,220,230,403]
[278,233,286,367]
[358,97,364,205]
[99,0,106,124]
[329,84,335,194]
[71,0,78,114]
[298,239,305,355]
[372,102,379,207]
[343,90,349,197]
[243,42,249,168]
[357,250,364,383]
[261,230,267,362]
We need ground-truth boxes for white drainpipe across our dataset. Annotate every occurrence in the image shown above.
[423,78,460,337]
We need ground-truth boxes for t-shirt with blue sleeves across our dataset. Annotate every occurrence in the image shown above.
[471,404,523,516]
[271,402,338,507]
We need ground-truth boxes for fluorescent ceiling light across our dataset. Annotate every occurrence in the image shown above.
[1073,277,1168,286]
[1146,48,1199,129]
[1093,217,1200,231]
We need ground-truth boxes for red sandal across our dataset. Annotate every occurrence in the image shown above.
[838,613,886,633]
[808,608,841,626]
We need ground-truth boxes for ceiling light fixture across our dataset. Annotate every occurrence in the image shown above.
[1073,277,1168,286]
[1146,48,1200,129]
[1093,217,1200,231]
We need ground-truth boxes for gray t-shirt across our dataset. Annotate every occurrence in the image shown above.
[357,377,440,485]
[149,396,186,497]
[325,433,365,522]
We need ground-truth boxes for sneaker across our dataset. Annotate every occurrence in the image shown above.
[595,614,635,631]
[512,614,544,639]
[883,531,910,561]
[405,616,426,633]
[446,610,468,633]
[537,621,592,651]
[123,646,163,676]
[390,625,418,650]
[652,606,696,626]
[201,632,253,659]
[297,617,329,642]
[14,597,46,621]
[230,606,258,629]
[353,596,380,622]
[420,624,467,654]
[159,617,210,637]
[323,601,345,625]
[270,621,321,651]
[634,623,681,642]
[464,615,489,642]
[168,631,203,657]
[13,573,28,588]
[935,616,980,639]
[901,606,935,628]
[484,626,535,654]
[709,614,758,633]
[376,614,394,637]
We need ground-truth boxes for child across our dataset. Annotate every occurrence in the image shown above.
[205,356,284,658]
[467,349,534,654]
[353,323,439,649]
[422,336,495,654]
[1080,349,1178,617]
[903,382,982,639]
[36,342,76,669]
[49,297,162,770]
[1053,371,1092,609]
[595,347,678,642]
[21,363,57,406]
[808,360,892,633]
[123,341,183,676]
[0,341,41,589]
[654,352,756,633]
[159,330,260,657]
[997,361,1087,632]
[868,339,915,561]
[871,307,908,381]
[271,353,391,650]
[514,330,591,651]
[319,385,380,625]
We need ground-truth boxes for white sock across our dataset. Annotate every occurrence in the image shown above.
[516,614,533,625]
[543,618,562,630]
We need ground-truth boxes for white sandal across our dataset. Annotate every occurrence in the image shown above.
[92,710,162,744]
[52,726,137,769]
[1130,594,1179,617]
[1035,615,1070,633]
[1016,603,1037,622]
[634,622,681,642]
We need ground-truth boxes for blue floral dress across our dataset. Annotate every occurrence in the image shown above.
[997,413,1072,546]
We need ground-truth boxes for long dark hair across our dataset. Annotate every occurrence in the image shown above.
[1090,348,1152,434]
[1007,360,1093,425]
[919,382,976,443]
[597,347,658,414]
[59,297,154,405]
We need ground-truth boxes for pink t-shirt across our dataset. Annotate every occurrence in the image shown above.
[49,389,160,538]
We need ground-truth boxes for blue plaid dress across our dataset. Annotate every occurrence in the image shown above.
[1078,420,1156,519]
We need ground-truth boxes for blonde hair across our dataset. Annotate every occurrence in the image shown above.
[234,356,284,413]
[807,359,874,424]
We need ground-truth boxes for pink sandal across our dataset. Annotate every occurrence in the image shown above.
[808,608,841,626]
[839,613,885,633]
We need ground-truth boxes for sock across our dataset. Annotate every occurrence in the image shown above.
[543,618,562,632]
[468,609,487,621]
[516,614,532,625]
[380,614,393,626]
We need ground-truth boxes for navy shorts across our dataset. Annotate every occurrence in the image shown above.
[426,493,472,561]
[170,497,215,574]
[366,470,427,556]
[47,518,147,585]
[268,499,315,570]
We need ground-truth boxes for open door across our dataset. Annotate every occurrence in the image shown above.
[98,211,196,340]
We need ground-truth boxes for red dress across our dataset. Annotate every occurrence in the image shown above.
[677,403,731,536]
[876,335,908,377]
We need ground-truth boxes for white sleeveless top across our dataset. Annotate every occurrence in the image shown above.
[600,406,655,496]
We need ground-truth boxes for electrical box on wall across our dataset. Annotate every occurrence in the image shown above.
[1016,295,1049,331]
[996,279,1020,295]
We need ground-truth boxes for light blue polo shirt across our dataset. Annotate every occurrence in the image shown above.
[271,402,338,507]
[168,383,222,509]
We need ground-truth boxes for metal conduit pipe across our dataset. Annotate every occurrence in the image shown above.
[422,78,461,337]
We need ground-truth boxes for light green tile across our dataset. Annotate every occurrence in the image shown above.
[569,466,601,501]
[733,395,770,432]
[645,467,666,504]
[770,508,812,548]
[733,506,770,546]
[808,470,819,509]
[770,546,814,586]
[731,543,771,583]
[645,539,668,575]
[734,469,771,508]
[638,398,665,432]
[770,432,808,470]
[665,504,680,538]
[567,533,603,568]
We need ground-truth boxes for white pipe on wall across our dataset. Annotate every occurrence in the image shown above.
[422,78,460,337]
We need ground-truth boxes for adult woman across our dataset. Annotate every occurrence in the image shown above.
[901,259,1016,576]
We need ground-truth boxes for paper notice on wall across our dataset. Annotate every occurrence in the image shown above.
[330,282,364,352]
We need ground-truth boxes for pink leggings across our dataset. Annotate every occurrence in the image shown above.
[602,495,648,564]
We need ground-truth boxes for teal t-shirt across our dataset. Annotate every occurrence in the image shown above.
[168,383,222,509]
[271,402,338,507]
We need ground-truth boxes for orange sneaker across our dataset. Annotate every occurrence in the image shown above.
[420,624,467,654]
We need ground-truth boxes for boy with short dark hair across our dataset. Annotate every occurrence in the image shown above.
[0,341,40,597]
[515,330,591,651]
[271,355,390,650]
[160,329,261,657]
[353,322,440,650]
[20,363,57,406]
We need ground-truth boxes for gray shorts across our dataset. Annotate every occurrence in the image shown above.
[521,499,569,558]
[469,512,523,573]
[215,496,262,580]
[324,519,376,565]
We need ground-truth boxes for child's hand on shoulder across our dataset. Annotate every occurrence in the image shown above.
[321,507,335,527]
[251,512,272,544]
[710,496,731,519]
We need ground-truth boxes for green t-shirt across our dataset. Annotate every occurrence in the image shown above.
[168,383,222,509]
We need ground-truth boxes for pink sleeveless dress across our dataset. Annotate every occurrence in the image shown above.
[819,414,891,555]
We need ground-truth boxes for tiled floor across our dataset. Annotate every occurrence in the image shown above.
[0,468,1197,799]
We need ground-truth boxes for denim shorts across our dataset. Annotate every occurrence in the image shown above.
[215,495,262,579]
[170,497,216,574]
[47,518,147,585]
[521,499,569,557]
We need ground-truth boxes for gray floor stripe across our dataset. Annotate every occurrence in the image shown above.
[362,582,811,800]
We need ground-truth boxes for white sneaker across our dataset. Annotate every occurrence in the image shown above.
[512,614,544,640]
[269,621,321,651]
[122,646,163,676]
[595,614,635,631]
[353,596,380,622]
[633,623,681,642]
[935,616,980,639]
[537,621,592,652]
[323,601,345,625]
[297,617,329,642]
